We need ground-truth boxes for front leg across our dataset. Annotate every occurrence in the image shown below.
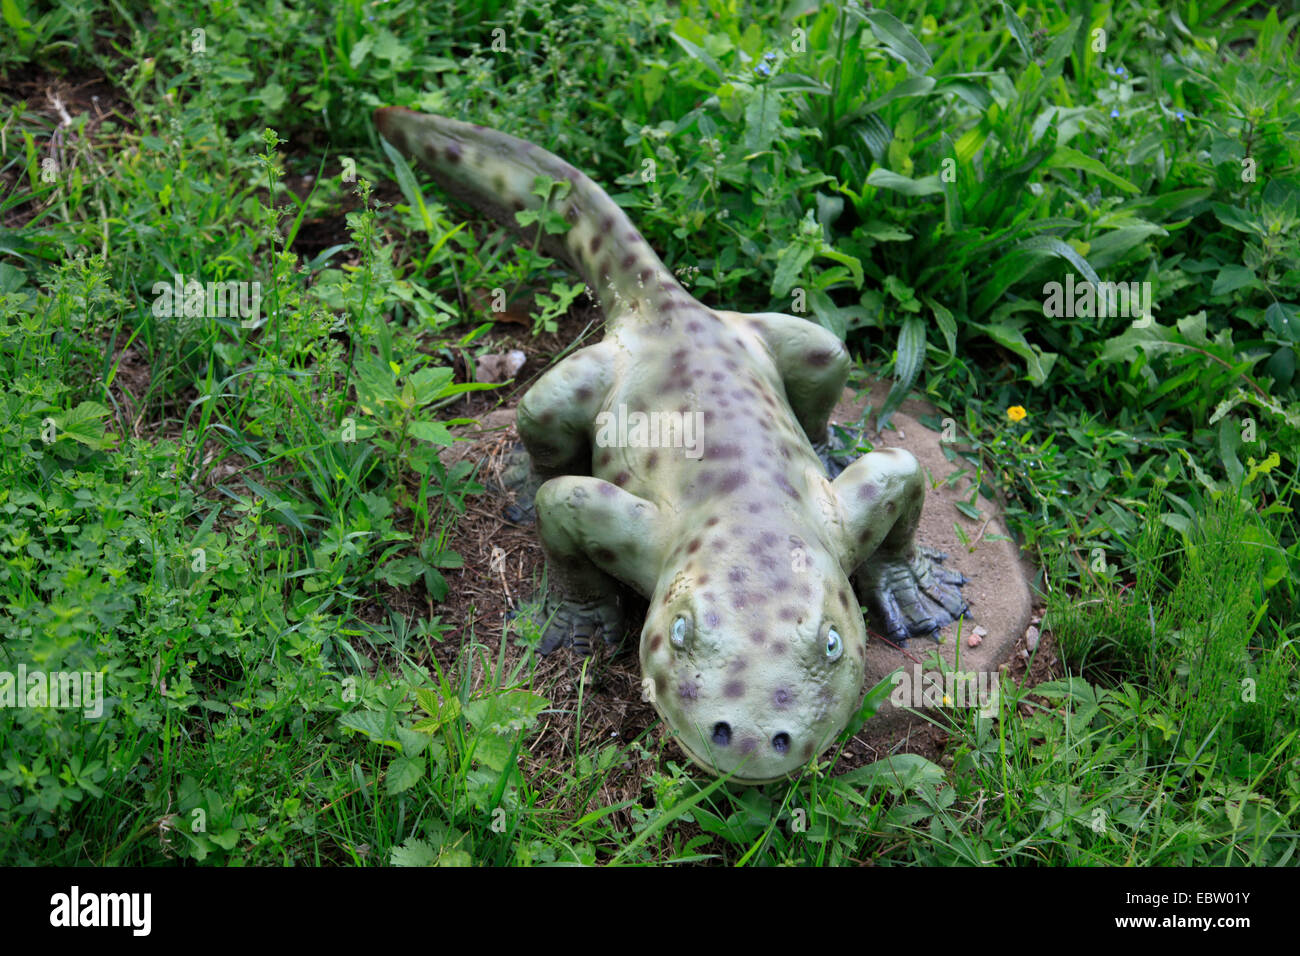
[531,475,667,655]
[831,448,968,644]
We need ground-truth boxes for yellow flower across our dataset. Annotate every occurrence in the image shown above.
[1006,405,1027,422]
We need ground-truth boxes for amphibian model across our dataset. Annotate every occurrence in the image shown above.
[375,108,968,783]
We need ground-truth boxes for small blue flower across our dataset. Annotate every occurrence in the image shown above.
[1110,108,1119,118]
[1175,111,1185,121]
[1114,65,1125,75]
[764,51,776,61]
[755,62,772,76]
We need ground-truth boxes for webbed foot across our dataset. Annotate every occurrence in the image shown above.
[814,423,872,479]
[498,443,544,524]
[859,546,969,645]
[532,593,627,657]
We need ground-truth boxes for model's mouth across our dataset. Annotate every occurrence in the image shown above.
[652,703,809,785]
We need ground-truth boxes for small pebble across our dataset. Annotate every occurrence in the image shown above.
[967,633,982,648]
[1025,625,1040,651]
[972,624,989,638]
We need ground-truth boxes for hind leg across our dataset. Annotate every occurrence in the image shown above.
[502,340,617,522]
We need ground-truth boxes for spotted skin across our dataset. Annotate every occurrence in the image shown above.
[375,109,968,783]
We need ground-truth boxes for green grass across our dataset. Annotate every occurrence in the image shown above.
[0,0,1297,864]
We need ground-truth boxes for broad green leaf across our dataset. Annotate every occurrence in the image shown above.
[863,11,933,74]
[838,753,946,790]
[978,322,1058,385]
[385,755,425,794]
[58,401,115,449]
[878,317,926,428]
[1049,147,1140,194]
[1002,1,1033,61]
[409,420,454,445]
[1211,264,1258,296]
[866,168,944,197]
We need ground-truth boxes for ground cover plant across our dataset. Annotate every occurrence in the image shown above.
[0,0,1296,865]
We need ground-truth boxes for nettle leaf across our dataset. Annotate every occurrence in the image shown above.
[1264,303,1300,343]
[385,755,425,794]
[408,420,453,446]
[379,555,426,587]
[838,753,946,791]
[57,401,115,449]
[390,837,438,867]
[1211,264,1259,296]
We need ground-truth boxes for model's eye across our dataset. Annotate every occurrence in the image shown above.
[825,627,843,661]
[671,616,689,649]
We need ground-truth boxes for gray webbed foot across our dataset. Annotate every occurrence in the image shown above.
[533,594,627,657]
[860,546,969,645]
[499,443,543,524]
[815,424,872,479]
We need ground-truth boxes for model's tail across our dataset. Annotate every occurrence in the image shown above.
[374,108,679,319]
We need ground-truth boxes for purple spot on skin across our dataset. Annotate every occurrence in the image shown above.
[729,658,747,673]
[650,633,663,651]
[718,470,747,492]
[687,538,702,554]
[590,234,603,254]
[646,452,659,470]
[774,688,793,709]
[739,738,757,755]
[774,474,800,499]
[614,471,630,486]
[706,517,720,527]
[703,410,717,424]
[598,450,612,467]
[687,321,703,333]
[750,630,766,645]
[600,216,614,233]
[576,386,592,401]
[807,349,835,367]
[858,483,879,500]
[697,573,710,585]
[747,501,763,513]
[778,607,798,621]
[678,681,698,701]
[704,611,719,629]
[724,681,745,699]
[621,253,637,270]
[759,531,778,548]
[598,483,616,498]
[728,566,747,583]
[771,641,786,655]
[445,141,463,163]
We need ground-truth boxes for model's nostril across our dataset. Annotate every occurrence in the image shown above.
[772,732,790,754]
[712,722,732,746]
